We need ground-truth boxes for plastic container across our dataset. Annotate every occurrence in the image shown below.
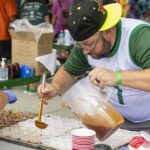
[77,99,124,141]
[58,30,64,45]
[20,64,34,78]
[0,58,8,81]
[128,131,150,150]
[64,29,71,46]
[62,77,124,141]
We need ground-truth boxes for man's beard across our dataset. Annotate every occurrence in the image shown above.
[89,34,112,59]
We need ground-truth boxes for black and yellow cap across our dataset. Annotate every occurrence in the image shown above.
[67,0,122,41]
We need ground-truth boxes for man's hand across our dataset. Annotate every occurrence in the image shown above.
[4,90,17,104]
[9,15,16,23]
[0,91,9,110]
[62,8,69,17]
[37,82,59,104]
[88,67,117,89]
[0,90,17,110]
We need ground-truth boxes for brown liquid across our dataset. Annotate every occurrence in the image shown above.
[76,102,124,141]
[86,124,112,140]
[35,120,48,129]
[85,123,122,141]
[35,97,48,129]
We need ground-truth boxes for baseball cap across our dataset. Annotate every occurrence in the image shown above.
[67,0,122,41]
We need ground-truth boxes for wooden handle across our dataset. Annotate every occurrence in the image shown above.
[38,73,47,122]
[38,97,44,122]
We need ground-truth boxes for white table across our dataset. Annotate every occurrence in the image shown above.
[0,140,37,150]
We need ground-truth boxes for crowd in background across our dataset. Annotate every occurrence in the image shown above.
[1,0,150,68]
[1,0,150,58]
[0,0,150,94]
[11,0,150,39]
[127,0,150,22]
[1,0,150,55]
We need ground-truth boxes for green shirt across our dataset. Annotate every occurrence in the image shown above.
[63,22,150,76]
[20,0,49,25]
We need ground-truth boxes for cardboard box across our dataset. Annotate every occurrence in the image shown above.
[9,30,55,76]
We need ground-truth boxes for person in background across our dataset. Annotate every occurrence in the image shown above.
[137,0,150,23]
[38,0,150,132]
[126,0,138,19]
[116,0,130,17]
[46,0,54,23]
[15,0,22,19]
[20,0,50,25]
[0,90,17,110]
[51,0,72,65]
[20,0,50,95]
[51,0,72,39]
[0,0,17,63]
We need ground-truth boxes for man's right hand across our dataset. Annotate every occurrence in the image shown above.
[37,82,59,104]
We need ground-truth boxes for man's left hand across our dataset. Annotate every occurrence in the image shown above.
[88,67,117,89]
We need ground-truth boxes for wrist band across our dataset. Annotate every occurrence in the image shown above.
[116,71,122,84]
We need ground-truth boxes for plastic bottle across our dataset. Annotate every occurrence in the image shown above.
[58,30,64,45]
[1,58,8,81]
[0,59,3,81]
[64,29,71,46]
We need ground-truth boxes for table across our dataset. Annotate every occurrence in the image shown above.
[0,74,52,89]
[53,43,73,50]
[0,76,41,89]
[0,139,37,150]
[0,44,73,89]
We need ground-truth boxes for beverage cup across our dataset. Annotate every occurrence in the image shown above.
[71,128,96,150]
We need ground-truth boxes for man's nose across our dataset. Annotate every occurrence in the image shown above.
[83,49,90,55]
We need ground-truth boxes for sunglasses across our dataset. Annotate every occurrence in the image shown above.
[74,32,102,51]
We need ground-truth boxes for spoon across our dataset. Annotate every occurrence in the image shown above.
[35,73,48,129]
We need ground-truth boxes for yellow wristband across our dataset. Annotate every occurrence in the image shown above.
[116,71,122,84]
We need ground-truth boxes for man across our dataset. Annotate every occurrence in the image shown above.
[0,91,17,110]
[137,0,150,23]
[0,0,17,61]
[38,0,150,131]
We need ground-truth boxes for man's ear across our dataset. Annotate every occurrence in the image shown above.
[103,28,114,40]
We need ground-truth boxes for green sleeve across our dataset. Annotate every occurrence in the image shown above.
[131,26,150,69]
[63,46,91,76]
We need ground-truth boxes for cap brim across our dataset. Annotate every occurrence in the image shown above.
[99,3,122,31]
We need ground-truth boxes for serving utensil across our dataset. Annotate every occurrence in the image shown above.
[35,73,48,129]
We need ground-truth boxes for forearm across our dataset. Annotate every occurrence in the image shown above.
[89,67,150,91]
[51,15,56,26]
[51,66,78,94]
[9,16,16,23]
[121,69,150,92]
[44,16,50,23]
